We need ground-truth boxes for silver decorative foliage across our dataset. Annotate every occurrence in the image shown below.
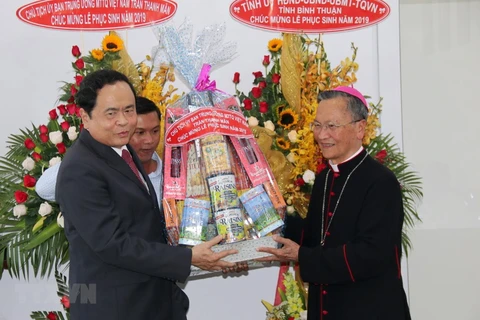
[152,18,237,88]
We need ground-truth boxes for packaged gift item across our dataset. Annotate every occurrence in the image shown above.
[206,174,245,243]
[156,20,286,275]
[178,198,210,246]
[239,185,284,237]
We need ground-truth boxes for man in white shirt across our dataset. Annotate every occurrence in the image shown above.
[37,96,164,203]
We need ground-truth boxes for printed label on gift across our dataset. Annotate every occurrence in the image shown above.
[207,174,240,212]
[239,185,284,237]
[230,137,270,186]
[165,108,253,146]
[263,180,287,211]
[214,208,245,243]
[201,135,232,177]
[162,198,180,246]
[178,198,210,246]
[186,144,208,197]
[163,145,187,199]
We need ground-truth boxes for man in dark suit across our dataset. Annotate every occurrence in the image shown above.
[56,69,237,320]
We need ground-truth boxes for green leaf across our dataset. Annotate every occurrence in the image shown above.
[22,222,61,251]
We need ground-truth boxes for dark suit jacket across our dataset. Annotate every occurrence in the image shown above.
[57,129,192,320]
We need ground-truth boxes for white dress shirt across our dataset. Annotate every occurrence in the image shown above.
[36,152,163,204]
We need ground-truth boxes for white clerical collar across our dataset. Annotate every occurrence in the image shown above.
[112,146,128,157]
[329,146,364,172]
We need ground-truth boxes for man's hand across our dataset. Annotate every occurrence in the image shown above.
[191,235,238,271]
[256,235,300,262]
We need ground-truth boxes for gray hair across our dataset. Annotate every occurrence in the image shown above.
[317,90,368,120]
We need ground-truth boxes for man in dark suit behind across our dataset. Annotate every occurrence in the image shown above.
[56,69,237,320]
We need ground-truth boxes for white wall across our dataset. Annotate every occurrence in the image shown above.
[400,0,480,319]
[0,0,402,319]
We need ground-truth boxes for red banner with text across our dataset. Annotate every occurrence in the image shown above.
[165,108,253,146]
[230,0,390,33]
[16,0,177,31]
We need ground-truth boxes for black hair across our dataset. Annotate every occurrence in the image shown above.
[136,97,161,120]
[317,90,368,120]
[75,69,136,116]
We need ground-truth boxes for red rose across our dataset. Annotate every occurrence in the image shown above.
[251,87,262,99]
[57,104,67,115]
[57,143,66,154]
[252,71,263,79]
[259,101,268,113]
[47,312,58,320]
[49,109,58,120]
[74,58,84,70]
[272,73,281,84]
[75,106,81,117]
[32,152,42,162]
[24,138,35,150]
[79,124,84,131]
[243,98,253,110]
[294,177,305,187]
[14,190,28,204]
[262,55,270,66]
[60,121,70,132]
[23,175,36,188]
[75,75,83,86]
[38,125,48,134]
[60,295,70,309]
[66,104,76,115]
[71,45,81,58]
[39,133,49,143]
[67,96,75,103]
[70,84,78,96]
[232,72,240,84]
[258,81,267,89]
[316,162,327,174]
[375,149,388,164]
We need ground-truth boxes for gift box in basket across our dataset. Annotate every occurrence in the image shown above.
[156,21,286,276]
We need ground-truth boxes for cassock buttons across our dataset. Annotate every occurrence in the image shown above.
[328,212,333,217]
[326,231,331,236]
[330,191,335,196]
[322,290,327,295]
[322,310,328,315]
[333,172,340,178]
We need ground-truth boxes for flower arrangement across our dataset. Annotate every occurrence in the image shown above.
[0,32,179,279]
[234,34,422,254]
[262,268,307,320]
[29,271,70,320]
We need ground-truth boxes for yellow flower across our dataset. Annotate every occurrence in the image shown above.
[277,109,298,130]
[102,34,124,52]
[276,137,291,150]
[91,49,104,61]
[268,38,283,52]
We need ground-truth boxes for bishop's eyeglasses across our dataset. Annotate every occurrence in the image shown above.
[309,119,362,133]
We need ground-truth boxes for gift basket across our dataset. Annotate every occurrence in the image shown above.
[156,20,286,276]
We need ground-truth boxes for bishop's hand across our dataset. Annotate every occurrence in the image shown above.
[256,235,300,262]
